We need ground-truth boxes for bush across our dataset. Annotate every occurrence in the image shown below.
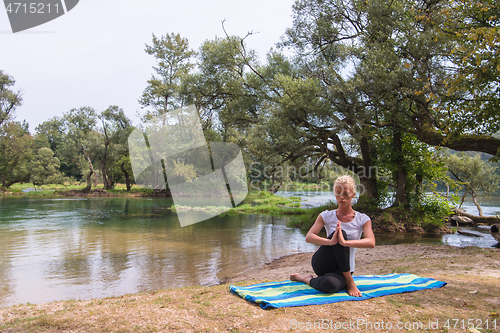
[353,195,380,213]
[411,195,453,230]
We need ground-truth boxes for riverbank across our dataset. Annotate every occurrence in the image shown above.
[4,184,497,234]
[1,243,499,332]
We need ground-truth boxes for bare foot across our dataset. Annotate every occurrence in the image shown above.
[346,282,362,297]
[290,273,313,285]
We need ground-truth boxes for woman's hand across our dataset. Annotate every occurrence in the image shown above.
[337,222,349,246]
[329,224,339,245]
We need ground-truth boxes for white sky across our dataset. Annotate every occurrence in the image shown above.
[0,0,295,131]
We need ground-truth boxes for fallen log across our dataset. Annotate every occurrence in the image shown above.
[451,208,500,225]
[456,229,482,237]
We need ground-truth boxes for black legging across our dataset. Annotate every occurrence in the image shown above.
[309,230,351,293]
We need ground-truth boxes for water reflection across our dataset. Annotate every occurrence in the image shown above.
[0,197,316,307]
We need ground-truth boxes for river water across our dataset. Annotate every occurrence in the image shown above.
[0,192,498,308]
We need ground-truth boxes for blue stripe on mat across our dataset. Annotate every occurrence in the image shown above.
[229,273,446,309]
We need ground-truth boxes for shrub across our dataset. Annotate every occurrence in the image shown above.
[411,195,452,230]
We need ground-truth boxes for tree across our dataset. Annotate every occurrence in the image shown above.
[94,106,134,190]
[190,33,381,199]
[56,107,98,191]
[30,147,67,187]
[445,152,499,216]
[279,0,500,207]
[0,121,33,188]
[139,33,195,122]
[116,155,134,191]
[0,70,22,127]
[37,106,134,191]
[0,72,32,189]
[35,116,81,179]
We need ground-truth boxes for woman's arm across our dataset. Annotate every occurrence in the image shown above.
[338,220,376,248]
[305,214,338,246]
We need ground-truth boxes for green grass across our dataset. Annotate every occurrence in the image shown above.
[10,182,83,190]
[229,203,305,214]
[25,190,57,196]
[5,182,158,197]
[168,191,307,215]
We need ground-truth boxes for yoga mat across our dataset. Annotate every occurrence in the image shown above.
[229,273,446,309]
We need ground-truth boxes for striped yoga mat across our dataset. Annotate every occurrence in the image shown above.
[229,273,446,309]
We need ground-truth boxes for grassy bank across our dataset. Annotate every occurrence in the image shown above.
[1,244,498,332]
[3,183,153,197]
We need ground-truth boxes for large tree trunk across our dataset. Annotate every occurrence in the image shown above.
[121,162,132,191]
[101,160,109,190]
[85,169,93,192]
[392,130,407,207]
[358,135,378,203]
[470,190,483,217]
[82,146,96,192]
[458,189,468,210]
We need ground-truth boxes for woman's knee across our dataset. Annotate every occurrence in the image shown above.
[322,279,344,293]
[311,274,345,293]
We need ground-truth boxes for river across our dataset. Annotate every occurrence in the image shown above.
[0,192,498,307]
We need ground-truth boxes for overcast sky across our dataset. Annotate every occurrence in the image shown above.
[1,0,295,131]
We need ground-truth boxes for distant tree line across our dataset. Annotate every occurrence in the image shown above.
[1,0,499,212]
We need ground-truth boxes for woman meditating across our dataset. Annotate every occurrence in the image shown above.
[290,175,375,297]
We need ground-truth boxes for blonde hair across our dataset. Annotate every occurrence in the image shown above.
[334,175,357,195]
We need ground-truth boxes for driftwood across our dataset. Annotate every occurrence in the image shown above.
[456,229,482,237]
[451,208,500,225]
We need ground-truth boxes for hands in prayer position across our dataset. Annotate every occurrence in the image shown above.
[329,221,348,247]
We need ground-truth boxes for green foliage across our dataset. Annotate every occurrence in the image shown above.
[139,32,195,121]
[410,195,453,230]
[0,120,33,188]
[0,70,22,126]
[441,0,500,134]
[35,116,79,179]
[168,160,197,184]
[445,152,500,195]
[353,194,380,213]
[443,151,499,215]
[375,130,449,207]
[278,0,499,208]
[0,72,32,189]
[30,147,67,187]
[3,0,499,213]
[35,105,134,191]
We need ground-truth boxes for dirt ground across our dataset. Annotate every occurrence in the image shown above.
[1,244,500,332]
